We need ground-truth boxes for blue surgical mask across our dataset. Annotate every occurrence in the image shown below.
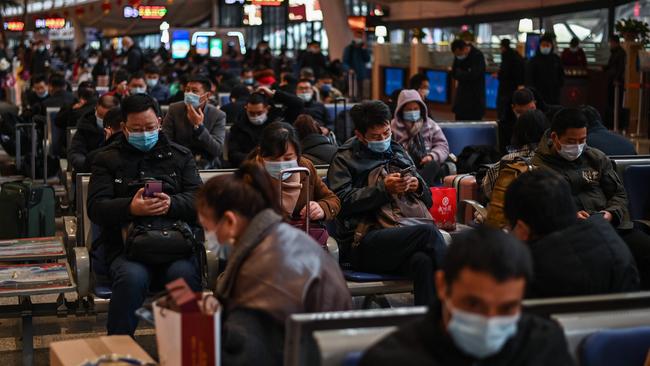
[243,77,254,85]
[184,92,201,108]
[321,84,332,93]
[447,303,520,359]
[146,78,159,88]
[456,54,468,61]
[403,110,421,122]
[264,159,299,181]
[367,135,392,154]
[540,47,552,55]
[127,130,159,152]
[36,90,49,99]
[130,87,147,95]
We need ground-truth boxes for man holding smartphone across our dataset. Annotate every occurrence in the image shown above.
[88,94,203,336]
[328,101,447,306]
[163,75,226,169]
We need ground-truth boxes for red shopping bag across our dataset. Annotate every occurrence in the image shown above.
[429,187,457,231]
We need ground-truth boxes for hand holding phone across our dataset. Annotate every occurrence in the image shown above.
[143,180,163,199]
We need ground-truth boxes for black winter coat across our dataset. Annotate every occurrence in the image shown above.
[587,120,637,156]
[87,133,202,265]
[526,52,565,104]
[68,111,105,173]
[528,216,640,298]
[227,90,303,167]
[327,138,432,260]
[361,306,575,366]
[302,99,331,126]
[300,133,337,165]
[498,48,525,97]
[452,46,486,119]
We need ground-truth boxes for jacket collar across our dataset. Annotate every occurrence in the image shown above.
[216,209,283,300]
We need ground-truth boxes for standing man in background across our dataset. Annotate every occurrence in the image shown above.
[604,35,627,131]
[497,38,525,152]
[451,39,486,121]
[343,30,371,100]
[526,33,564,105]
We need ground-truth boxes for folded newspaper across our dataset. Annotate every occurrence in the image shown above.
[0,263,70,290]
[0,237,64,259]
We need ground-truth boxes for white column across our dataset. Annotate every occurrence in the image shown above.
[320,0,352,61]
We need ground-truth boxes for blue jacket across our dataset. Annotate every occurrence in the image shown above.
[343,43,370,80]
[587,120,637,156]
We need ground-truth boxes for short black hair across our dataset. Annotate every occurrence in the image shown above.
[98,94,120,109]
[443,226,533,287]
[259,121,301,158]
[247,92,269,106]
[31,74,48,86]
[505,169,578,238]
[241,68,253,75]
[121,94,158,121]
[350,100,391,134]
[551,107,588,136]
[128,71,145,83]
[103,107,123,130]
[540,33,555,45]
[78,81,95,91]
[570,37,580,47]
[580,105,604,129]
[511,109,549,147]
[500,38,511,48]
[409,73,428,90]
[144,65,160,75]
[230,85,250,102]
[78,87,97,102]
[512,88,535,106]
[451,39,467,52]
[188,75,212,93]
[297,78,313,86]
[49,74,66,89]
[113,69,129,84]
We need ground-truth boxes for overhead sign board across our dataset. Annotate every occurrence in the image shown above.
[124,6,167,19]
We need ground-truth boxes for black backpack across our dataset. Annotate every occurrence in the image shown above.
[456,145,501,174]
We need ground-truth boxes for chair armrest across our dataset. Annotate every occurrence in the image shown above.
[72,246,90,299]
[326,237,339,262]
[634,220,650,234]
[461,199,487,220]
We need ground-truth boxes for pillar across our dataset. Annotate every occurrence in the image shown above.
[71,17,86,50]
[320,0,352,61]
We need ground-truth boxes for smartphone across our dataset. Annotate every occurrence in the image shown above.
[143,180,163,198]
[398,166,415,177]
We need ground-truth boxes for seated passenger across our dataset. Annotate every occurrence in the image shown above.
[361,227,575,366]
[68,94,120,173]
[145,65,170,104]
[85,107,123,172]
[251,122,340,221]
[408,73,430,104]
[196,162,351,366]
[581,105,637,156]
[222,85,250,125]
[54,83,97,156]
[87,94,202,335]
[162,75,226,169]
[297,79,331,127]
[328,101,446,306]
[533,107,650,289]
[499,88,537,153]
[104,69,129,101]
[228,88,303,167]
[293,114,337,165]
[127,72,148,96]
[391,89,449,185]
[505,169,640,297]
[315,73,343,103]
[483,109,549,198]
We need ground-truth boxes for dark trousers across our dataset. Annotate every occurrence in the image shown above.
[619,227,650,290]
[107,254,202,335]
[357,224,446,306]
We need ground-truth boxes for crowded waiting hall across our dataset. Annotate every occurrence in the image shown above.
[0,0,650,365]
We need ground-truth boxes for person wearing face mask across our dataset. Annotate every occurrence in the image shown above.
[82,107,124,173]
[299,41,328,79]
[196,162,350,366]
[391,89,449,185]
[145,65,169,104]
[451,39,486,121]
[525,34,564,105]
[240,68,256,88]
[361,226,575,366]
[68,95,120,173]
[316,73,343,103]
[328,101,447,306]
[251,122,340,221]
[88,94,203,336]
[561,37,587,69]
[162,75,226,169]
[343,31,371,100]
[505,169,639,298]
[30,40,50,76]
[408,73,432,107]
[296,79,331,127]
[533,108,650,289]
[497,38,525,152]
[127,72,148,96]
[228,87,304,167]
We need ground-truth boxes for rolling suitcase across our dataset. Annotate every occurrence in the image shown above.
[0,180,56,239]
[443,174,478,225]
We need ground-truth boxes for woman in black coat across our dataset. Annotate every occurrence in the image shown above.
[293,114,337,165]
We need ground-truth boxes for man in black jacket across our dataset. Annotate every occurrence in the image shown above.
[222,85,250,126]
[122,37,143,75]
[497,38,525,150]
[227,87,303,167]
[84,107,123,172]
[328,101,446,306]
[526,34,564,105]
[451,39,486,121]
[604,35,627,130]
[362,227,574,366]
[581,105,636,156]
[505,169,640,297]
[87,94,202,335]
[296,79,331,127]
[68,94,120,172]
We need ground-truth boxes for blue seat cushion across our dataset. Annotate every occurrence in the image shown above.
[94,284,112,299]
[580,326,650,366]
[343,270,408,282]
[341,351,364,366]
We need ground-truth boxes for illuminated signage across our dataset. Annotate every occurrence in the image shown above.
[248,0,284,6]
[225,0,245,3]
[4,21,24,31]
[35,18,66,29]
[123,6,167,19]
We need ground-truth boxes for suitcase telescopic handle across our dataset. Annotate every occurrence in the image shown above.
[280,167,311,233]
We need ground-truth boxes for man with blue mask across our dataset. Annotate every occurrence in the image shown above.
[163,75,226,169]
[451,39,486,121]
[87,94,203,336]
[296,79,331,127]
[127,72,148,96]
[361,227,575,366]
[525,33,564,104]
[329,100,447,306]
[145,65,169,104]
[533,107,650,289]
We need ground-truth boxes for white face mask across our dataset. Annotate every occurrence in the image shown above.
[558,143,586,161]
[297,92,313,102]
[205,231,232,260]
[540,47,552,55]
[248,113,268,126]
